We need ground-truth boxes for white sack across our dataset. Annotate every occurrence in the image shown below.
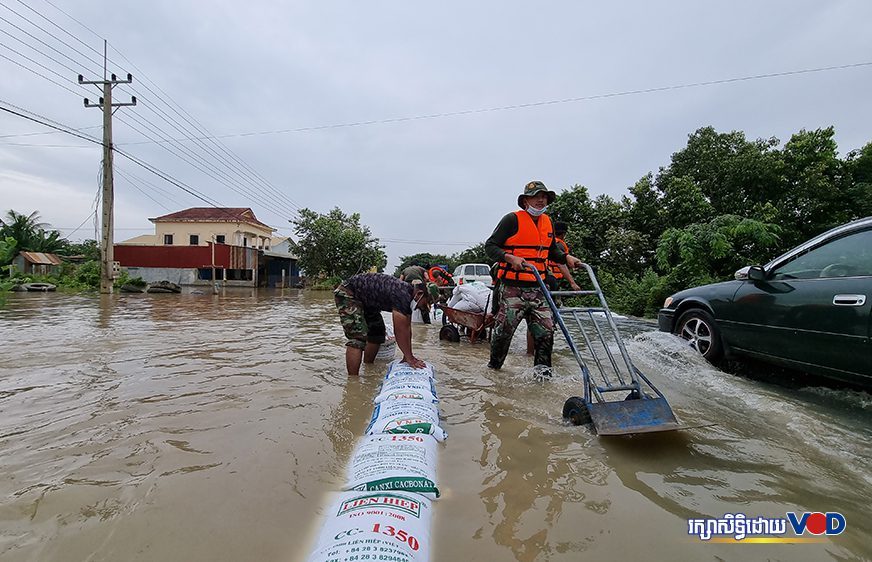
[387,361,436,380]
[307,490,432,562]
[446,281,492,313]
[346,434,440,499]
[365,400,447,442]
[374,374,439,405]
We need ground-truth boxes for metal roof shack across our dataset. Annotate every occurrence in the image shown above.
[13,251,63,275]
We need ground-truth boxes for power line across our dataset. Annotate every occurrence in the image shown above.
[115,111,300,222]
[117,101,301,221]
[103,40,305,214]
[115,164,188,206]
[0,125,101,139]
[4,1,301,224]
[0,10,102,77]
[115,168,172,211]
[14,0,104,62]
[0,99,102,145]
[1,98,287,234]
[0,50,84,97]
[118,61,872,143]
[0,141,92,148]
[381,238,475,246]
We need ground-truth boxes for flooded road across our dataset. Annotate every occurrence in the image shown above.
[1,290,870,561]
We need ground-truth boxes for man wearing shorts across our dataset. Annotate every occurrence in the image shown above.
[334,273,429,376]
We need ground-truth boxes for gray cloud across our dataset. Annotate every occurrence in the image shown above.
[2,0,871,268]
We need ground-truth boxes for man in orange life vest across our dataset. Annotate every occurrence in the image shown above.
[526,220,582,354]
[549,221,582,293]
[485,181,582,371]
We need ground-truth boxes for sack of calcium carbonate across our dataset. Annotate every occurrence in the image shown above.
[386,361,436,380]
[307,490,432,562]
[346,433,440,499]
[374,374,439,405]
[365,399,447,442]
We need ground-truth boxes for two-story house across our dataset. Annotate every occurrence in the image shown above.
[116,207,298,287]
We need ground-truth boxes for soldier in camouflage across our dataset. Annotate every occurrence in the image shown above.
[334,273,430,376]
[485,181,582,372]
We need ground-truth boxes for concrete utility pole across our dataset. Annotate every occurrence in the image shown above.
[79,70,136,294]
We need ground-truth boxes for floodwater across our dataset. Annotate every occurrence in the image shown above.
[0,289,870,562]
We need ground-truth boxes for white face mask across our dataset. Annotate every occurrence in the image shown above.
[526,204,548,217]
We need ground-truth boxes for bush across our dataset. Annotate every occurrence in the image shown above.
[309,275,342,291]
[71,261,100,290]
[114,270,146,289]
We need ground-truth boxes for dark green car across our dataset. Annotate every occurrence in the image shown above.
[658,217,872,389]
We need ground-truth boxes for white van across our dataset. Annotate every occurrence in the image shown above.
[452,263,494,287]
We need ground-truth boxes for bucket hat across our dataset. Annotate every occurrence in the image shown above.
[517,180,556,209]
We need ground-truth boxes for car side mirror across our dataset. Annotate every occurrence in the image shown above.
[734,266,750,280]
[747,266,766,281]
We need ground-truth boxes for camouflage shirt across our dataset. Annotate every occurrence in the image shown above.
[342,273,414,316]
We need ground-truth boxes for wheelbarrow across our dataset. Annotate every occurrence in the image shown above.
[525,264,687,436]
[438,302,493,344]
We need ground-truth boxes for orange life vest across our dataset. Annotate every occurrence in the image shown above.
[497,211,554,283]
[428,266,450,286]
[549,238,569,279]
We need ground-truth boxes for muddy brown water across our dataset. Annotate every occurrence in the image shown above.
[0,289,869,561]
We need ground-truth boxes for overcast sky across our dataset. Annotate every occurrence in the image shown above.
[1,1,871,270]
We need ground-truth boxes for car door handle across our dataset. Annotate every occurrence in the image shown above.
[832,294,866,306]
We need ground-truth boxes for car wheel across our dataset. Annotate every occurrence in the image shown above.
[675,308,723,362]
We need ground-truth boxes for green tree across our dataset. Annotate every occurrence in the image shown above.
[450,242,489,269]
[393,252,453,277]
[60,239,100,261]
[656,215,781,292]
[0,210,67,255]
[660,175,714,228]
[845,141,872,219]
[290,207,386,280]
[774,127,850,246]
[657,127,782,218]
[0,236,16,266]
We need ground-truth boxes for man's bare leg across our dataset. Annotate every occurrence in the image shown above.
[363,341,380,364]
[345,346,364,376]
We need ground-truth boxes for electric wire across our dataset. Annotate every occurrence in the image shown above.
[118,98,301,220]
[115,164,189,207]
[0,10,102,77]
[119,61,872,142]
[114,168,172,211]
[105,43,305,214]
[13,0,105,65]
[26,0,305,215]
[61,208,96,240]
[0,50,84,98]
[2,2,302,223]
[115,111,300,223]
[1,98,287,234]
[0,125,101,139]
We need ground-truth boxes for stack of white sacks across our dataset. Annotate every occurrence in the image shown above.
[307,361,446,562]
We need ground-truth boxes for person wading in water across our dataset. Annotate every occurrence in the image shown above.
[485,180,581,375]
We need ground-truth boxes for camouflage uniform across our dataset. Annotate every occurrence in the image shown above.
[484,180,567,370]
[334,273,414,350]
[488,283,554,368]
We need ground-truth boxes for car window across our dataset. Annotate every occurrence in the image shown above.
[772,229,872,279]
[453,266,462,277]
[475,265,490,276]
[464,265,475,275]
